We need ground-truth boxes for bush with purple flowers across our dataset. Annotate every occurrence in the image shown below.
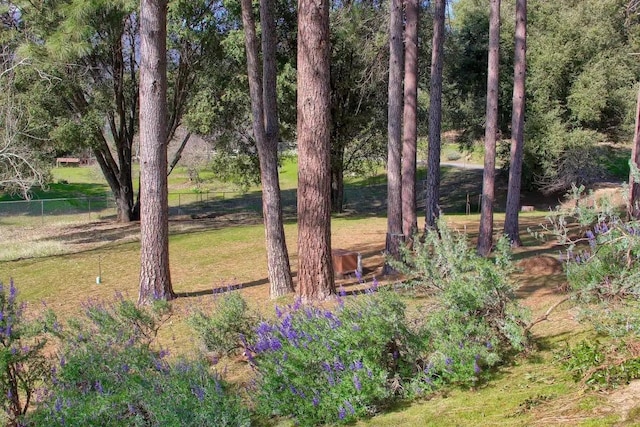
[536,185,640,337]
[0,280,52,427]
[247,288,419,426]
[27,297,249,426]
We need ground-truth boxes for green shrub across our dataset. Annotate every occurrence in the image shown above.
[444,150,462,161]
[537,185,640,337]
[392,218,530,387]
[247,288,419,426]
[189,291,259,358]
[535,186,640,389]
[556,340,640,390]
[0,281,52,426]
[28,297,249,427]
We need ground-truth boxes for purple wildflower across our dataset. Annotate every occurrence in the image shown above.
[339,286,346,297]
[321,361,332,372]
[292,298,302,311]
[474,360,481,374]
[275,305,283,318]
[257,322,272,336]
[192,385,205,401]
[334,359,345,371]
[353,374,361,391]
[94,381,104,394]
[8,281,16,304]
[270,337,282,351]
[345,400,355,415]
[355,268,363,282]
[445,357,453,366]
[54,397,63,413]
[486,341,493,350]
[327,374,336,386]
[351,359,363,370]
[338,407,346,420]
[312,396,320,407]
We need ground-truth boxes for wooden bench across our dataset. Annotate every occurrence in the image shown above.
[56,157,81,167]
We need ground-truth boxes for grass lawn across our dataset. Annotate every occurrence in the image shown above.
[1,157,638,425]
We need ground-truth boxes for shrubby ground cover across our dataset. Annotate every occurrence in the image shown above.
[5,204,640,425]
[533,186,640,390]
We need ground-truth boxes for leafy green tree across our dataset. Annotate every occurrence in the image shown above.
[14,0,219,221]
[329,2,388,213]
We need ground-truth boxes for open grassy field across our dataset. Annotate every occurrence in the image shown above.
[1,160,639,425]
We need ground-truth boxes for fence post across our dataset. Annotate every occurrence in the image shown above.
[88,198,91,220]
[41,200,44,225]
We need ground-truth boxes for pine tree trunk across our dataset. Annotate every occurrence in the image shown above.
[478,0,501,256]
[402,0,419,239]
[425,0,445,228]
[504,0,527,246]
[331,156,345,213]
[296,0,335,301]
[138,0,173,304]
[629,87,640,219]
[261,0,295,297]
[384,0,404,274]
[241,0,294,298]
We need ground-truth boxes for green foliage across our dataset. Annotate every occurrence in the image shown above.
[29,297,249,426]
[536,187,640,389]
[208,152,261,193]
[248,289,418,426]
[392,219,530,386]
[189,291,259,358]
[536,186,640,338]
[0,281,52,426]
[556,340,640,390]
[522,103,612,195]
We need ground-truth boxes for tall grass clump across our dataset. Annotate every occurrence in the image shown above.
[393,218,530,387]
[28,296,249,427]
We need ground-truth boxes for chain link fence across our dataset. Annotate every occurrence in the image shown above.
[0,184,392,227]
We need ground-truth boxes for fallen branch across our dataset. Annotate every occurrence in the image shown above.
[524,296,571,334]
